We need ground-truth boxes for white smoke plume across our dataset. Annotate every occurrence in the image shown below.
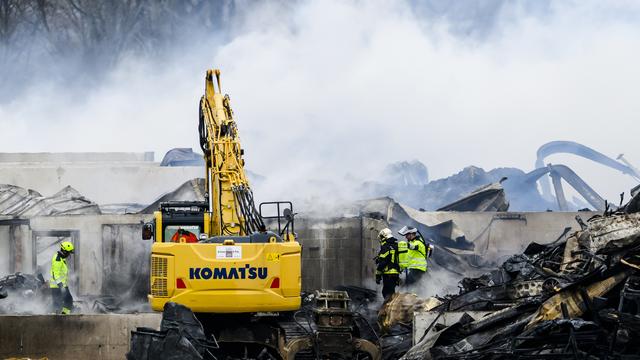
[1,0,639,206]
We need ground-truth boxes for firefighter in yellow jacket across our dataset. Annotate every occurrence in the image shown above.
[50,241,74,314]
[375,228,400,300]
[398,226,433,286]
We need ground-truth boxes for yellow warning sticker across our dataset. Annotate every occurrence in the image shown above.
[266,253,280,262]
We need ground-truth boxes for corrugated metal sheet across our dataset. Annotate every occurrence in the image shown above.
[0,184,100,216]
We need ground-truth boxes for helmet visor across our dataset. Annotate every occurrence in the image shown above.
[398,226,417,236]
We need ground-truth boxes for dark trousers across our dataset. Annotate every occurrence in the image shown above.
[382,274,399,299]
[52,287,73,313]
[405,269,425,286]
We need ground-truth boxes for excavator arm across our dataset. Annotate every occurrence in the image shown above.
[198,69,264,236]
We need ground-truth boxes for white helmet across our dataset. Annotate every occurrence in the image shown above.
[378,228,393,240]
[398,226,417,236]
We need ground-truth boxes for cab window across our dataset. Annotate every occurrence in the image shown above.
[164,225,201,243]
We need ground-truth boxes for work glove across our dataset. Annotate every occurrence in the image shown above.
[375,274,382,284]
[57,283,64,289]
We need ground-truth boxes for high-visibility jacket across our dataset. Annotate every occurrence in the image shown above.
[376,237,400,275]
[50,252,69,288]
[407,236,428,272]
[397,239,409,270]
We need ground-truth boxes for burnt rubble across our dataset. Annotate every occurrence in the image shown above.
[0,272,48,313]
[128,290,382,360]
[401,192,640,359]
[436,178,509,212]
[127,302,217,360]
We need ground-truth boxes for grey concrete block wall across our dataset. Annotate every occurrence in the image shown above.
[361,218,389,286]
[296,217,364,291]
[0,215,151,297]
[0,152,155,163]
[1,214,375,297]
[0,221,31,276]
[0,313,161,360]
[0,225,9,274]
[401,210,596,262]
[0,211,596,301]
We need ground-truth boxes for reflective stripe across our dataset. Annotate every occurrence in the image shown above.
[397,240,409,270]
[378,242,400,275]
[50,253,68,288]
[377,268,400,275]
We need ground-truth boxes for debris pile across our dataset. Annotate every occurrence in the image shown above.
[127,302,218,360]
[128,291,382,360]
[378,293,442,333]
[402,194,640,359]
[374,294,442,360]
[0,272,48,313]
[436,178,509,212]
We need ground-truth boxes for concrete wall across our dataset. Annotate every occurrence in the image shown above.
[296,217,364,290]
[0,158,202,204]
[0,212,593,300]
[0,225,9,275]
[2,215,369,297]
[296,211,591,290]
[318,211,594,289]
[0,313,161,360]
[0,215,151,297]
[407,211,594,262]
[0,152,155,163]
[30,215,151,296]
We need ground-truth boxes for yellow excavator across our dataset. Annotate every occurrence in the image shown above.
[142,69,380,359]
[146,69,301,314]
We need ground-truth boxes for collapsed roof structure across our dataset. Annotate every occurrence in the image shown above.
[437,178,509,212]
[0,184,100,216]
[365,141,640,213]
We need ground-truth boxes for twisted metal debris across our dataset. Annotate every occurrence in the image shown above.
[402,193,640,359]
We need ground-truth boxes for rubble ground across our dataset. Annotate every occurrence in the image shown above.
[396,191,640,359]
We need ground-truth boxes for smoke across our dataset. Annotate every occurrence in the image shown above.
[1,0,640,205]
[404,267,463,299]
